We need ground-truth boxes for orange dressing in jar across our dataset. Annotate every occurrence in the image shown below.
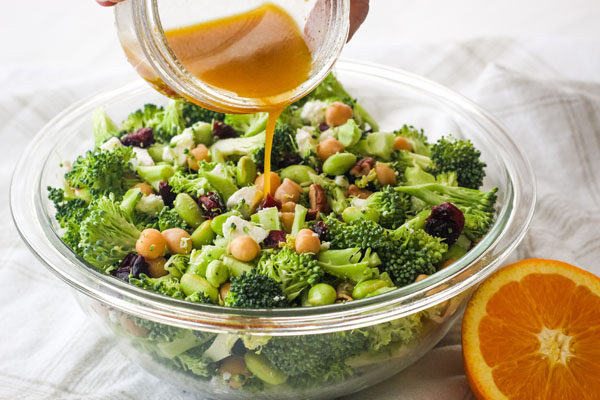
[165,4,312,198]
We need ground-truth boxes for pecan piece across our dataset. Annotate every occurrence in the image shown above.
[349,157,375,177]
[346,184,372,199]
[309,184,330,215]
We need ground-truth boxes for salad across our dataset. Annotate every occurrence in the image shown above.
[49,73,497,392]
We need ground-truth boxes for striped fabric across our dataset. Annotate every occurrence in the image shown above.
[2,39,599,399]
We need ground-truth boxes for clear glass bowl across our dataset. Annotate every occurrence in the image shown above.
[11,60,535,399]
[114,0,350,112]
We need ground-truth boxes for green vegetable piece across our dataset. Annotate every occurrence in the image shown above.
[174,193,203,228]
[365,285,397,298]
[137,164,175,191]
[236,156,257,186]
[187,245,226,276]
[179,273,218,302]
[362,132,396,160]
[210,212,237,236]
[441,242,468,264]
[291,204,308,237]
[307,283,337,306]
[258,207,281,231]
[335,119,361,147]
[352,279,390,300]
[405,165,436,186]
[147,144,165,162]
[189,121,213,145]
[92,108,119,147]
[190,220,215,248]
[322,152,357,176]
[279,165,317,185]
[222,256,254,277]
[244,353,287,386]
[120,188,143,217]
[342,206,380,223]
[205,260,229,287]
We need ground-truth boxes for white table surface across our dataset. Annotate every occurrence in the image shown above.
[2,1,600,399]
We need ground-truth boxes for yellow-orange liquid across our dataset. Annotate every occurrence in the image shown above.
[165,4,312,197]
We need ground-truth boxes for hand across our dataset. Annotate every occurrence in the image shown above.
[97,0,369,41]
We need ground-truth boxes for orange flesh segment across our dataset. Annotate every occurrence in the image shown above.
[463,259,600,400]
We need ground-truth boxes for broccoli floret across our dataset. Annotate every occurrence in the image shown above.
[390,149,434,174]
[256,247,323,301]
[363,185,411,229]
[65,146,134,197]
[129,273,186,299]
[317,248,380,284]
[394,125,430,156]
[47,187,89,252]
[79,195,141,270]
[154,99,186,143]
[394,183,497,240]
[430,135,486,189]
[323,215,389,250]
[120,104,164,134]
[185,291,217,304]
[168,170,237,202]
[250,123,301,171]
[224,112,268,137]
[174,345,217,377]
[157,206,190,231]
[224,272,288,309]
[308,172,348,214]
[278,103,304,130]
[181,102,225,126]
[259,330,369,387]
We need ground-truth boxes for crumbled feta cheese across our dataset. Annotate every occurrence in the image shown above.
[318,128,336,142]
[296,126,318,156]
[351,198,367,208]
[300,100,328,124]
[129,147,155,168]
[135,194,164,215]
[100,137,122,152]
[162,130,194,166]
[222,216,269,243]
[226,187,262,217]
[334,175,349,189]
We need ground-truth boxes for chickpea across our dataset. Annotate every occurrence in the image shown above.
[295,229,321,254]
[317,137,344,161]
[254,172,281,197]
[415,274,429,282]
[274,178,303,204]
[136,229,167,259]
[161,228,192,254]
[219,356,250,389]
[220,282,231,302]
[133,182,153,196]
[325,101,353,127]
[394,136,413,152]
[440,258,457,269]
[280,212,295,233]
[375,162,397,186]
[187,144,210,171]
[281,201,296,213]
[146,257,168,278]
[229,236,261,262]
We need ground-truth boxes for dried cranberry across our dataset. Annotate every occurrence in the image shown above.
[424,202,465,245]
[213,121,238,139]
[198,192,225,218]
[121,127,155,148]
[111,253,148,282]
[257,194,282,211]
[318,122,330,132]
[279,153,303,168]
[263,230,287,248]
[158,182,176,207]
[312,221,328,241]
[305,210,318,221]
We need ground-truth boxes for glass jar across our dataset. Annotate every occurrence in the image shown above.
[115,0,351,113]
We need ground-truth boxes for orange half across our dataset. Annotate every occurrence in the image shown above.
[462,259,600,400]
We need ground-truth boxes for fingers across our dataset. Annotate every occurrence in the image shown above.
[348,0,369,41]
[97,0,125,6]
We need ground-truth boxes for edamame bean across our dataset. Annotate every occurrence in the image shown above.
[191,220,216,248]
[180,273,219,302]
[322,152,356,176]
[352,279,390,300]
[365,286,397,298]
[174,193,203,228]
[279,165,317,185]
[210,212,236,236]
[206,260,229,287]
[308,283,337,306]
[244,353,287,385]
[342,206,380,223]
[236,156,257,186]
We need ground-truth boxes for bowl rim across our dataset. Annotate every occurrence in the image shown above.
[10,59,536,335]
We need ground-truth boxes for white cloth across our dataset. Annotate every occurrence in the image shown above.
[2,38,600,399]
